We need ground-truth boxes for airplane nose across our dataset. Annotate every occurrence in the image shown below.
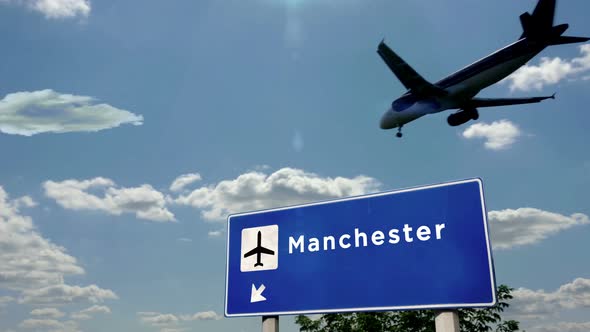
[379,114,388,129]
[379,108,396,129]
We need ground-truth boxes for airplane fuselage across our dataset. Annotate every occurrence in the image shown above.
[377,0,588,135]
[379,39,546,130]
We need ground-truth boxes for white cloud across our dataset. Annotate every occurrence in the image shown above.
[0,184,117,322]
[0,0,90,19]
[137,311,160,316]
[19,318,80,332]
[14,196,37,208]
[30,308,65,318]
[180,311,222,321]
[19,318,63,329]
[176,238,192,243]
[71,305,111,320]
[19,284,118,305]
[489,208,589,250]
[462,120,521,150]
[139,311,221,330]
[174,167,380,221]
[70,313,91,321]
[139,313,180,326]
[208,230,224,238]
[44,178,175,222]
[530,321,590,332]
[505,44,590,91]
[509,278,590,319]
[32,0,90,18]
[0,186,84,291]
[79,304,111,314]
[170,173,202,192]
[0,89,142,136]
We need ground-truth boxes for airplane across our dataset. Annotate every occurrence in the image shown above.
[378,0,589,138]
[243,231,275,267]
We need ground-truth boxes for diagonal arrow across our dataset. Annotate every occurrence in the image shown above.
[250,283,266,303]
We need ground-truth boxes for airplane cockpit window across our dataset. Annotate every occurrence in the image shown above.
[392,95,418,112]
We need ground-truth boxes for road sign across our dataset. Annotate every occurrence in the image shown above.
[225,178,496,317]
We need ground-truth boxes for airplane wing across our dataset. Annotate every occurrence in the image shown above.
[259,247,274,255]
[467,95,555,108]
[377,41,447,97]
[243,247,275,258]
[243,248,258,258]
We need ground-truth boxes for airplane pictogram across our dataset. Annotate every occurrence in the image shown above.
[243,231,275,267]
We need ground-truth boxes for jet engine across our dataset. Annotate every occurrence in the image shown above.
[447,108,479,127]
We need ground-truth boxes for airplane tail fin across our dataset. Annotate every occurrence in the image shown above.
[519,12,534,39]
[519,0,555,39]
[519,0,589,45]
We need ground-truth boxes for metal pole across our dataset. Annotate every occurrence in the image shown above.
[262,315,279,332]
[435,310,460,332]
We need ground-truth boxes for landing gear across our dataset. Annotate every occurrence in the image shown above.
[396,126,403,138]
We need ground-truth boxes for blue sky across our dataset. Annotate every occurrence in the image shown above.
[1,0,589,331]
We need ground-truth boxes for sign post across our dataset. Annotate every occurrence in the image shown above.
[225,178,496,327]
[435,310,460,332]
[262,316,279,332]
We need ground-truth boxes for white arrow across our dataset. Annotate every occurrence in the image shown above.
[250,283,266,303]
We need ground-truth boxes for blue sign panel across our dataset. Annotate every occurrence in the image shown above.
[225,179,496,317]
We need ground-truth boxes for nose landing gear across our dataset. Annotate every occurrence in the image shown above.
[396,125,403,138]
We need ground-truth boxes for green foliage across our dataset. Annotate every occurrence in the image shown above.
[295,285,520,332]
